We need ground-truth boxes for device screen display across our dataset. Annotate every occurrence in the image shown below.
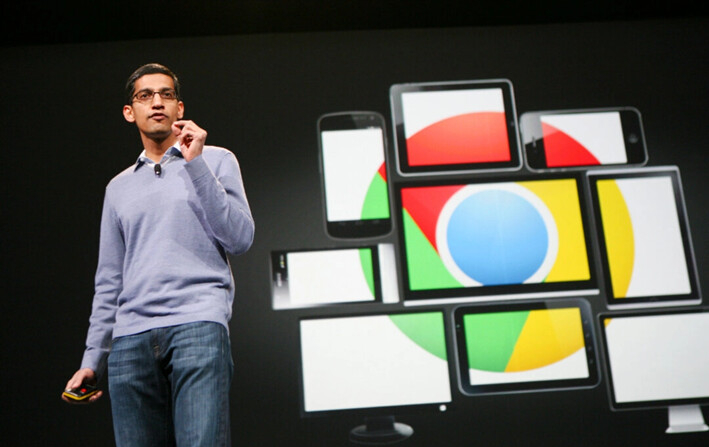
[390,80,521,175]
[270,244,401,310]
[542,111,626,167]
[455,300,597,394]
[299,311,451,414]
[521,108,647,170]
[318,112,391,239]
[396,175,596,303]
[588,167,699,307]
[321,127,389,221]
[270,246,382,310]
[601,311,709,407]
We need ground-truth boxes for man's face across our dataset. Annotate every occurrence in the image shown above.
[122,73,184,141]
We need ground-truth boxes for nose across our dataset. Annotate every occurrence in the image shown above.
[150,92,164,107]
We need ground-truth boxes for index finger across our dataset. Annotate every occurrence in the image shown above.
[173,119,196,129]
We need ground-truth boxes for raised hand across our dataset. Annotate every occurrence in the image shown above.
[172,120,207,162]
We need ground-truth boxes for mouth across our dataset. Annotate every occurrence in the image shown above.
[149,113,167,121]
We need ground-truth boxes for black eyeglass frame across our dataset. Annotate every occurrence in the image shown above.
[131,88,179,103]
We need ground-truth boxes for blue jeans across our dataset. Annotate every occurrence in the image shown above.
[108,321,233,447]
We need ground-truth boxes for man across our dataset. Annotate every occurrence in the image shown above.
[62,63,254,447]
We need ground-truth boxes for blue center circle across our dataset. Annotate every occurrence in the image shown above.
[445,189,549,285]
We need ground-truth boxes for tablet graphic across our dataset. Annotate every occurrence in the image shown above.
[395,174,598,305]
[587,166,700,308]
[390,79,522,176]
[454,299,599,395]
[270,244,399,310]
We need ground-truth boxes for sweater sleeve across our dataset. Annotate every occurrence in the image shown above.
[80,192,124,377]
[183,149,255,255]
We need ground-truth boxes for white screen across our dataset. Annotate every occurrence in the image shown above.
[597,176,691,298]
[321,128,386,222]
[300,313,451,412]
[287,249,375,305]
[541,111,627,165]
[401,88,505,138]
[604,313,709,404]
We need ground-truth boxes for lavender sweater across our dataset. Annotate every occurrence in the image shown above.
[80,145,254,376]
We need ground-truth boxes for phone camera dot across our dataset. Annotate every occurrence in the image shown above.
[628,133,639,144]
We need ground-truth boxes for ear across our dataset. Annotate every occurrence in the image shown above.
[177,101,184,120]
[123,105,135,123]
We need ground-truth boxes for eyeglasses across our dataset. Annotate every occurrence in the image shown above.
[132,88,178,103]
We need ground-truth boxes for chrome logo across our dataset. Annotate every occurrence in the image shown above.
[463,307,589,383]
[436,184,558,286]
[401,178,590,291]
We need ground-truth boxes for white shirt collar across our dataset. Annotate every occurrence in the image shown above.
[135,144,183,168]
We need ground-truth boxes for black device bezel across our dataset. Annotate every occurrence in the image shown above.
[453,298,599,396]
[270,245,384,310]
[586,166,701,308]
[389,79,522,176]
[598,307,709,410]
[393,171,599,304]
[317,111,392,239]
[521,107,648,171]
[297,308,454,418]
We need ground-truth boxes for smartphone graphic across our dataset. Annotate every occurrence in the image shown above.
[318,112,392,239]
[520,107,647,170]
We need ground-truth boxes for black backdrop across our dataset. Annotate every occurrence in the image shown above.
[1,18,708,446]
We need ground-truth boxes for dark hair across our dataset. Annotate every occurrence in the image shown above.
[125,63,181,104]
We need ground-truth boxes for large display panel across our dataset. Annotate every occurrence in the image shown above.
[587,166,701,308]
[520,107,648,170]
[599,309,709,433]
[270,244,399,310]
[318,112,392,238]
[299,311,452,442]
[395,174,598,305]
[453,299,599,395]
[390,79,522,176]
